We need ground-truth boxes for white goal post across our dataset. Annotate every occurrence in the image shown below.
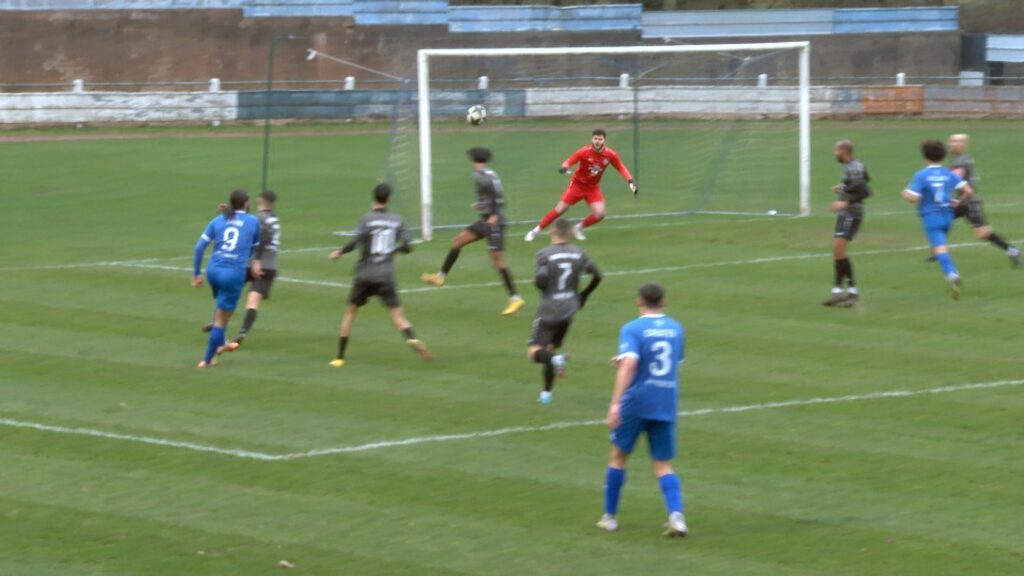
[416,41,811,241]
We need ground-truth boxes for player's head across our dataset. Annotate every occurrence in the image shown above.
[372,183,392,206]
[948,133,969,155]
[258,189,277,210]
[591,128,606,151]
[834,140,854,163]
[467,147,492,165]
[637,282,666,310]
[229,189,250,211]
[921,139,947,163]
[550,218,572,243]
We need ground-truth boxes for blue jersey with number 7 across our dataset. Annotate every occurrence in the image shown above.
[616,314,685,422]
[905,166,967,216]
[197,211,260,274]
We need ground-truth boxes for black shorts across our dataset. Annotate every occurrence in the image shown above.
[954,199,986,228]
[348,278,401,309]
[530,316,572,348]
[467,218,506,252]
[834,210,863,241]
[245,268,277,299]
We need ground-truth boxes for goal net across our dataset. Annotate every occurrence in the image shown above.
[415,42,811,240]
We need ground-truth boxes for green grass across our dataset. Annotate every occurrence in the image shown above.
[2,119,1023,575]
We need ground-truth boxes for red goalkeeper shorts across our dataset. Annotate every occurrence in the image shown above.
[560,182,604,206]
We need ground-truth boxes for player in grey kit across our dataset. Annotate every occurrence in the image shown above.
[206,190,281,352]
[925,134,1019,267]
[823,140,871,307]
[328,183,430,367]
[421,147,526,316]
[529,218,603,404]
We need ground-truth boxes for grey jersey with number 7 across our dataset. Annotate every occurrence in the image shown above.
[534,243,598,322]
[351,209,409,283]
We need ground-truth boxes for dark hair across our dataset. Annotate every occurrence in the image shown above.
[467,147,492,163]
[552,218,573,238]
[373,182,392,204]
[222,188,249,217]
[259,189,277,205]
[921,139,947,163]
[592,128,606,137]
[639,282,665,308]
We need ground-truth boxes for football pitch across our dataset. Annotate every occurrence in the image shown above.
[2,119,1023,575]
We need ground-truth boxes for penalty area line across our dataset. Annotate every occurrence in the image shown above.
[2,379,1021,462]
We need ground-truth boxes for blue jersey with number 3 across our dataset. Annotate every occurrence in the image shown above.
[201,212,261,272]
[617,314,685,422]
[906,166,966,216]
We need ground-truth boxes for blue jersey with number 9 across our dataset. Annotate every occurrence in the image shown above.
[616,314,685,422]
[201,211,261,273]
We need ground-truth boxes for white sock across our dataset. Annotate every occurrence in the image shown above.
[832,287,843,294]
[848,287,859,295]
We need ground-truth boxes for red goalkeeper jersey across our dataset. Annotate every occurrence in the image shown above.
[563,145,633,188]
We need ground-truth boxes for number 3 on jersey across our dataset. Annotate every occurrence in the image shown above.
[649,340,673,377]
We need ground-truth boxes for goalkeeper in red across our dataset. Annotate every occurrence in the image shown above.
[524,128,636,242]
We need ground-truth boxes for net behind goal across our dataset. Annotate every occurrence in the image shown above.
[414,42,811,240]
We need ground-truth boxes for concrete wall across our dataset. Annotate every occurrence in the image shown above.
[4,84,1024,125]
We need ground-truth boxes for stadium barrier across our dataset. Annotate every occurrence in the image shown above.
[4,83,1024,124]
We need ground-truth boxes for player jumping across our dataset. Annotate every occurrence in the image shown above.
[599,282,688,537]
[902,140,974,300]
[823,140,871,307]
[192,189,262,368]
[421,147,526,316]
[524,128,636,242]
[923,134,1019,267]
[529,218,603,404]
[329,184,430,367]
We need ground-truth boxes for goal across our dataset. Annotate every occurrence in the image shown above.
[415,42,811,241]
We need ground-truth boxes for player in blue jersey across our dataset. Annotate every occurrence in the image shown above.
[599,282,688,537]
[902,140,974,300]
[192,189,262,368]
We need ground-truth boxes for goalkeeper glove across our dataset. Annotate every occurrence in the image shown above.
[558,166,569,174]
[628,180,637,196]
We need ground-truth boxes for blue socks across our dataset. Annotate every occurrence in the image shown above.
[935,252,958,278]
[658,473,684,514]
[604,467,626,515]
[204,326,225,363]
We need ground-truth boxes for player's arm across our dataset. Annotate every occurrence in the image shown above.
[248,221,263,278]
[952,174,972,205]
[607,355,637,429]
[579,260,602,308]
[331,221,366,261]
[534,256,550,290]
[901,174,923,204]
[602,151,634,193]
[559,149,583,174]
[396,223,413,255]
[192,220,215,286]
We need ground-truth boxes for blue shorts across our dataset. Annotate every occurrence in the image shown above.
[921,212,953,248]
[610,416,676,461]
[207,266,246,312]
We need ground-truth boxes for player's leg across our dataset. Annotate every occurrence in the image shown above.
[382,285,431,361]
[968,202,1020,266]
[329,304,358,368]
[422,228,480,286]
[926,216,961,299]
[824,235,850,307]
[234,270,274,345]
[526,193,575,241]
[201,270,242,367]
[575,193,607,240]
[599,420,639,531]
[648,421,687,537]
[489,245,524,313]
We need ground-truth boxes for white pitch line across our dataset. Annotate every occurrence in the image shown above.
[0,418,279,461]
[2,379,1021,461]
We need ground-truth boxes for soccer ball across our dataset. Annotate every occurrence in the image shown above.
[466,105,486,126]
